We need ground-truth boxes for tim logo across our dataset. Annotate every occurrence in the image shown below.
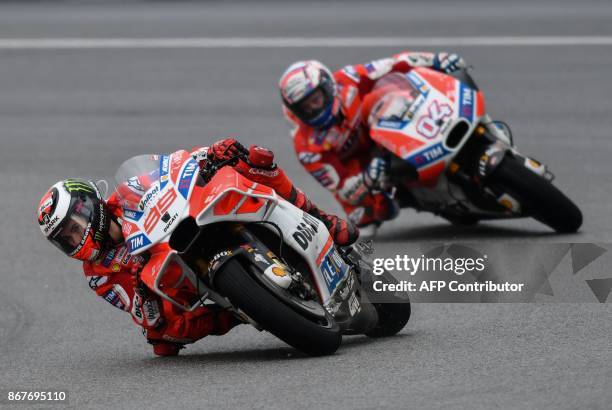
[460,86,474,120]
[131,236,143,249]
[422,145,445,161]
[407,142,449,169]
[128,234,150,253]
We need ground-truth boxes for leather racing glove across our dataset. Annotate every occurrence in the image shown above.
[207,138,248,166]
[433,53,466,74]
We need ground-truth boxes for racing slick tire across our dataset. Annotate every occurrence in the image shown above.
[490,155,583,233]
[365,302,411,338]
[214,259,342,356]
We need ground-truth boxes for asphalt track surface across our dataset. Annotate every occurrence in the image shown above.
[0,1,611,409]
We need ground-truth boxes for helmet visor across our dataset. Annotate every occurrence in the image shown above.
[48,195,96,256]
[288,80,335,126]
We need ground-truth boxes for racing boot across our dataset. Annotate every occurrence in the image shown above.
[150,341,183,357]
[348,193,399,240]
[236,144,359,246]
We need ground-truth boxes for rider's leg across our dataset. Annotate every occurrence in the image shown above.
[234,145,359,246]
[341,192,399,239]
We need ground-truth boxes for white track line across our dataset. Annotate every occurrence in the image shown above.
[0,36,611,49]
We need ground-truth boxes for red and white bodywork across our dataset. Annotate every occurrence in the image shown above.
[115,151,351,311]
[366,67,525,215]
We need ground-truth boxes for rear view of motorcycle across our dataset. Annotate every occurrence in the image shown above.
[368,68,582,232]
[114,151,410,356]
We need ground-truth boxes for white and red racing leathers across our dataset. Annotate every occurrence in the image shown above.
[81,140,357,356]
[83,192,238,357]
[289,51,455,227]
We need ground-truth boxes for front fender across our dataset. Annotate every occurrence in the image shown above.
[476,142,510,181]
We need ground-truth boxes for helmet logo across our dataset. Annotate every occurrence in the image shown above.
[37,188,58,226]
[42,215,60,234]
[63,179,95,195]
[281,63,322,104]
[284,75,311,103]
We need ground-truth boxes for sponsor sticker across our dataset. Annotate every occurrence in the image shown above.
[123,209,144,222]
[310,164,340,190]
[298,152,322,164]
[407,71,429,95]
[127,233,151,253]
[292,212,320,251]
[103,289,126,310]
[377,119,409,130]
[320,249,350,294]
[42,215,60,235]
[88,275,108,290]
[178,160,198,199]
[159,155,170,189]
[101,248,116,268]
[406,142,451,168]
[37,189,57,226]
[458,83,474,123]
[138,185,160,211]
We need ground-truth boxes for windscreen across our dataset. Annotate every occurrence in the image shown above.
[113,154,162,211]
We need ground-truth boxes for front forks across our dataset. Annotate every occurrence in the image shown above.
[448,122,554,214]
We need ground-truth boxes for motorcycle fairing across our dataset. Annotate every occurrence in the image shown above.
[123,151,199,255]
[138,242,231,311]
[123,156,350,309]
[370,68,486,186]
[261,197,352,305]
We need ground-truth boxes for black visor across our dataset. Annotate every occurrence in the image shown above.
[48,195,96,256]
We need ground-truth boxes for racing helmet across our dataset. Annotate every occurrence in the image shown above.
[279,60,340,129]
[37,179,111,262]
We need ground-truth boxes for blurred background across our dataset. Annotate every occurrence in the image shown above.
[0,1,610,408]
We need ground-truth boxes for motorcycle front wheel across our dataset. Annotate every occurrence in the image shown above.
[214,259,342,356]
[489,155,583,233]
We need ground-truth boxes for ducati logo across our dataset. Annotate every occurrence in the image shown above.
[292,213,320,251]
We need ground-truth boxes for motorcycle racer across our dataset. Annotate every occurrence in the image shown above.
[279,51,467,237]
[36,139,357,356]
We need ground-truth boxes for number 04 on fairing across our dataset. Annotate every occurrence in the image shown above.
[368,67,582,232]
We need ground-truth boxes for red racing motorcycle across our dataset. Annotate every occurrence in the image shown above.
[367,68,582,232]
[114,151,410,356]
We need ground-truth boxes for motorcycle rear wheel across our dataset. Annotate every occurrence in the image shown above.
[489,155,583,233]
[365,302,411,338]
[214,259,342,356]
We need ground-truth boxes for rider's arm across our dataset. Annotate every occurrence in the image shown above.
[83,263,134,312]
[336,51,466,93]
[294,131,350,193]
[294,130,371,207]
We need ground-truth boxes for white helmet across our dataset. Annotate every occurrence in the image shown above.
[37,179,110,262]
[279,60,340,128]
